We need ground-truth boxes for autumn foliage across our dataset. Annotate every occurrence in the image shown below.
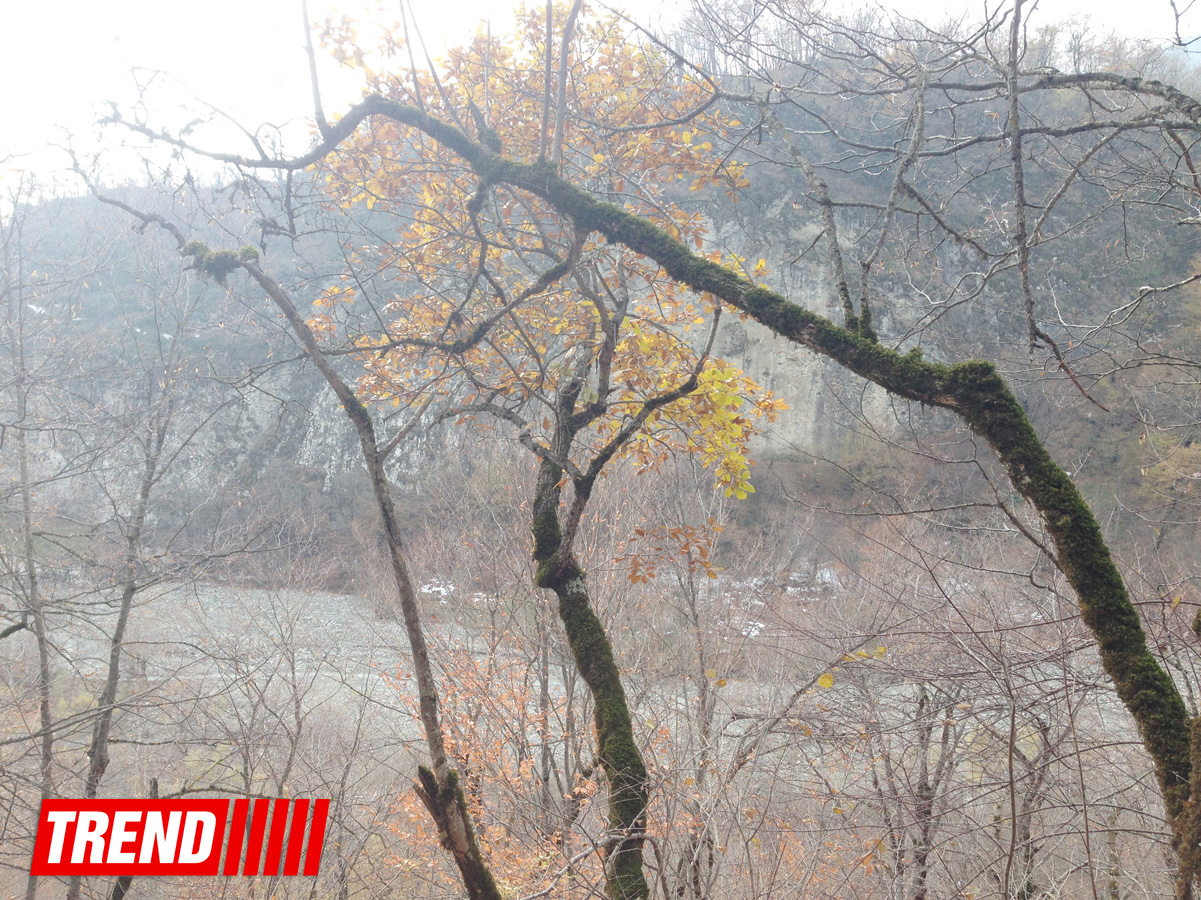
[313,7,781,503]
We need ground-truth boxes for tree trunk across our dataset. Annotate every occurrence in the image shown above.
[532,458,650,900]
[245,263,503,900]
[491,157,1195,881]
[7,238,53,900]
[67,411,168,900]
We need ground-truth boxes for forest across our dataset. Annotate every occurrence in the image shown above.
[6,1,1201,898]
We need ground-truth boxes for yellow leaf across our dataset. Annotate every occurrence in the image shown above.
[716,678,727,688]
[818,672,834,689]
[705,668,717,679]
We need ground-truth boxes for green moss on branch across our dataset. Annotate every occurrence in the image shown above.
[181,241,259,285]
[531,456,649,900]
[469,149,1193,846]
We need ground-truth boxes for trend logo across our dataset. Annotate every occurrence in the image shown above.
[30,798,329,876]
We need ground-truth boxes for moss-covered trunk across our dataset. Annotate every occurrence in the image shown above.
[532,458,650,900]
[343,104,1196,886]
[557,187,1198,883]
[468,150,1199,887]
[149,93,1201,890]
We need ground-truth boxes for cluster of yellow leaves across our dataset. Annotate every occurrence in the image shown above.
[314,3,777,498]
[815,646,886,691]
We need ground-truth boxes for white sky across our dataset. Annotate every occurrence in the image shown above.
[0,0,1197,188]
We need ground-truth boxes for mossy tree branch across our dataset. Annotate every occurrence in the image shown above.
[330,102,1200,887]
[104,84,1201,890]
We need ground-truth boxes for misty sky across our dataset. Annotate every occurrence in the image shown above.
[2,0,1197,186]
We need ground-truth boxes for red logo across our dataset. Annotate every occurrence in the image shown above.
[30,799,329,876]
